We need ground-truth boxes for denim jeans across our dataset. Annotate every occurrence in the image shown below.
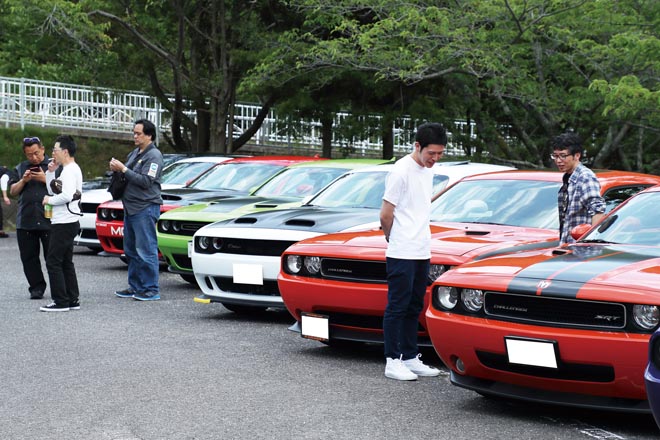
[383,257,430,360]
[123,204,160,296]
[46,221,80,306]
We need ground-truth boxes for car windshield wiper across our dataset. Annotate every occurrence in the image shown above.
[579,238,617,244]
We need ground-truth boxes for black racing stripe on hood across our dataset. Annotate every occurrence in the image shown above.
[507,245,652,298]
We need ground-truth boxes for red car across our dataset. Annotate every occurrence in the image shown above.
[96,155,323,257]
[279,170,660,346]
[427,185,660,413]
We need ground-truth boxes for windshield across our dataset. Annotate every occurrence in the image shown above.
[431,179,561,229]
[189,163,284,191]
[307,171,451,209]
[161,161,215,185]
[581,192,660,246]
[254,166,348,198]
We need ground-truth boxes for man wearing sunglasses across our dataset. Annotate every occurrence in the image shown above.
[551,131,605,244]
[9,136,52,299]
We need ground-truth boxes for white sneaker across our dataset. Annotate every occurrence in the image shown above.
[403,354,441,377]
[385,357,418,381]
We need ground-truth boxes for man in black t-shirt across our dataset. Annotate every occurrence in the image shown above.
[9,137,52,299]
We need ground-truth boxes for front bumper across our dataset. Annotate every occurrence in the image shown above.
[279,273,431,344]
[452,372,649,413]
[192,252,285,308]
[425,306,651,408]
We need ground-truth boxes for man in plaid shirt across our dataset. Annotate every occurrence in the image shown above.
[552,132,606,244]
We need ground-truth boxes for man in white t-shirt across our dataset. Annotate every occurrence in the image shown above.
[40,135,83,312]
[380,122,446,381]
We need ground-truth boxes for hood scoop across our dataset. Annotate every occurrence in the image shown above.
[234,217,257,224]
[552,249,570,256]
[255,203,279,208]
[285,219,316,227]
[465,230,489,236]
[162,194,182,201]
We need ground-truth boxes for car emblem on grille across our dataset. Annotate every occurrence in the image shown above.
[594,315,621,322]
[327,268,352,274]
[537,280,552,289]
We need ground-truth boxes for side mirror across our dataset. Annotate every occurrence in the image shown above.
[570,223,592,241]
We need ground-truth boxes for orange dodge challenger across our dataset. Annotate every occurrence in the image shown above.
[427,184,660,413]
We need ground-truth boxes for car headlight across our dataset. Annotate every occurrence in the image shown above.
[110,209,119,220]
[632,304,660,331]
[286,255,303,274]
[304,256,321,275]
[435,286,458,310]
[428,264,448,285]
[99,208,109,220]
[197,236,210,251]
[172,221,181,232]
[212,238,223,251]
[461,289,484,312]
[160,220,170,232]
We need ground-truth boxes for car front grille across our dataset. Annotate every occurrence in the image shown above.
[178,222,207,236]
[205,238,296,256]
[81,202,100,214]
[476,350,615,382]
[212,277,280,296]
[79,228,98,239]
[484,292,627,330]
[314,310,425,331]
[320,258,387,283]
[172,254,192,270]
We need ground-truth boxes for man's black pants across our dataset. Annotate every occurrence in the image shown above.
[16,228,50,296]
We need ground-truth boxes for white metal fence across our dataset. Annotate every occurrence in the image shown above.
[0,76,471,156]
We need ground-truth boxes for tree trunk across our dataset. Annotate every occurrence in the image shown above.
[320,114,333,158]
[381,115,394,160]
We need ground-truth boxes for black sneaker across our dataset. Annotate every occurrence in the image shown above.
[30,290,44,300]
[69,301,80,310]
[114,288,135,298]
[40,302,70,312]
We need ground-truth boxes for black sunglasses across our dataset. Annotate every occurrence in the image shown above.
[23,136,42,146]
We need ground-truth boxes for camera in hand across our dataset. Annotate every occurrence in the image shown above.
[50,179,81,200]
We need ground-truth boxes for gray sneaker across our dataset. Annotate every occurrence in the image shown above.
[385,357,418,381]
[403,354,441,377]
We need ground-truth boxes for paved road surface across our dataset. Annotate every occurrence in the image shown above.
[0,235,657,439]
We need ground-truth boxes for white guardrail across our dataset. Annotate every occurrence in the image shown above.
[0,76,473,156]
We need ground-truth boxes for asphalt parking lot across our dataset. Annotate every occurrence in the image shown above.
[0,234,658,440]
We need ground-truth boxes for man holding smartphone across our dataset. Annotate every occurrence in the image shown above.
[9,136,52,299]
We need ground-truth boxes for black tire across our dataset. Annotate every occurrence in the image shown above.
[180,274,198,285]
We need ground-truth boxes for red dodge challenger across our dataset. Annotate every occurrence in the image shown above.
[279,170,660,348]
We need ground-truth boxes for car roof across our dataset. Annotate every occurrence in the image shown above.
[457,169,660,187]
[285,158,391,169]
[346,161,515,185]
[166,156,233,165]
[219,155,325,165]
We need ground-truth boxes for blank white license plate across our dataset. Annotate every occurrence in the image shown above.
[505,337,558,369]
[301,312,329,341]
[232,263,264,285]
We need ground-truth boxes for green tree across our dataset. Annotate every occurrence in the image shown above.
[1,0,301,154]
[250,0,659,168]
